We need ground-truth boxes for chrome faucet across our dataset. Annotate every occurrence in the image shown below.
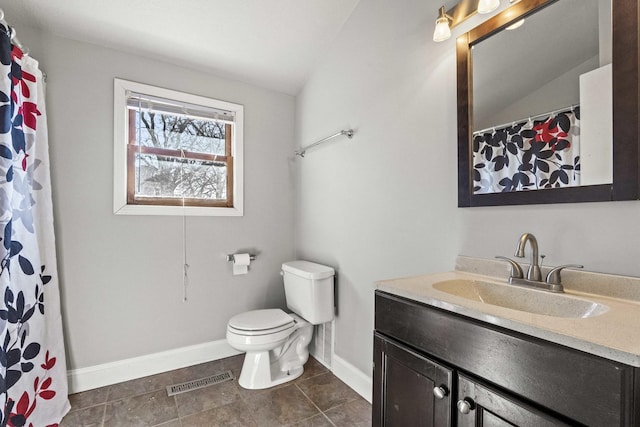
[515,232,542,282]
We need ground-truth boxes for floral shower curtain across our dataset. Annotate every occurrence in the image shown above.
[473,108,580,194]
[0,24,70,426]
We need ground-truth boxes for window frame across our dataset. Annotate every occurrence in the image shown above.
[113,79,244,216]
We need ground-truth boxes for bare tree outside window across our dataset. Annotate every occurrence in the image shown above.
[126,108,234,207]
[134,110,228,201]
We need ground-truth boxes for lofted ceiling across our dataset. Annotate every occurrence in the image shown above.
[0,0,361,95]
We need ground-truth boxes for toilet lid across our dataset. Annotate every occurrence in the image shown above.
[228,309,294,331]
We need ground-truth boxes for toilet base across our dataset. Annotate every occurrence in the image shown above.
[235,319,312,390]
[238,350,304,389]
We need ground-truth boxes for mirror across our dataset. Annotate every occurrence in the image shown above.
[457,0,638,207]
[474,0,607,193]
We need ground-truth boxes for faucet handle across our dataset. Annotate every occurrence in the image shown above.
[545,264,584,285]
[495,256,524,279]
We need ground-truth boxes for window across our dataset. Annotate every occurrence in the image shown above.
[113,79,243,216]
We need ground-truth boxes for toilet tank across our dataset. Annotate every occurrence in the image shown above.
[281,260,334,325]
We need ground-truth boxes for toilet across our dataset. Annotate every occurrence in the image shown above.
[226,260,335,389]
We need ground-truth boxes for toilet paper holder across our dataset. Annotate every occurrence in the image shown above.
[226,254,257,262]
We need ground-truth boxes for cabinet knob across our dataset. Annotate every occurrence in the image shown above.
[457,398,475,414]
[433,386,448,400]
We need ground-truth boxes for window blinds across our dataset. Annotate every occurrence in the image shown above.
[126,91,235,123]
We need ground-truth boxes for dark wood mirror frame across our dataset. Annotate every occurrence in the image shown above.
[457,0,638,207]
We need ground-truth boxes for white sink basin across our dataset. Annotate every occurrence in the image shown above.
[432,279,609,318]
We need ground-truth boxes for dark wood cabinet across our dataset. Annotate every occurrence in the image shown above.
[456,374,568,427]
[373,333,453,426]
[373,290,640,426]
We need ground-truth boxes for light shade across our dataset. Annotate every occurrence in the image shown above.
[506,18,525,30]
[477,0,500,14]
[433,16,452,42]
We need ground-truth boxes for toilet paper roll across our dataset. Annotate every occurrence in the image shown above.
[232,253,251,276]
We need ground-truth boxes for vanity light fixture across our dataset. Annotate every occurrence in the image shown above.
[477,0,501,14]
[505,0,523,29]
[433,6,452,42]
[433,0,502,42]
[506,18,525,30]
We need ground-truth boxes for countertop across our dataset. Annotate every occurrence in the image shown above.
[376,260,640,367]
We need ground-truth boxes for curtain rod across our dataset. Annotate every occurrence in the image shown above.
[295,129,354,158]
[473,104,579,135]
[0,9,29,55]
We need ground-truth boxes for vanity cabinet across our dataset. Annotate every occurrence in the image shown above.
[373,333,453,426]
[373,291,640,426]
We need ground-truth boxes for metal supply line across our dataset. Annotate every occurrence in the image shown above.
[295,129,354,157]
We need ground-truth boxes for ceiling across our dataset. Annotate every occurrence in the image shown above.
[0,0,361,95]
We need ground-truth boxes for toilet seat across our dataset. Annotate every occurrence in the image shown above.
[227,310,298,349]
[227,309,298,347]
[227,309,296,340]
[228,322,296,337]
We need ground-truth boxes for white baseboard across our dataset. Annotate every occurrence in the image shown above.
[67,339,241,394]
[67,338,373,402]
[331,353,372,403]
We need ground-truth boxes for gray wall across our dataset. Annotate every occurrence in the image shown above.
[18,27,296,369]
[295,0,640,377]
[295,0,462,375]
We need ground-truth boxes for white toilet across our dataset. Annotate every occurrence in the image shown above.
[226,260,335,389]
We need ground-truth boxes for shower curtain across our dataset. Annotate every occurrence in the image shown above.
[0,25,70,426]
[473,109,580,194]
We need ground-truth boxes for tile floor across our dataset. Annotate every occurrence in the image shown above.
[61,355,371,426]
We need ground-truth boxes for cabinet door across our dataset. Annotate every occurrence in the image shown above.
[456,374,571,427]
[373,333,453,426]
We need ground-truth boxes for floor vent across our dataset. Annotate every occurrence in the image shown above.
[166,370,234,396]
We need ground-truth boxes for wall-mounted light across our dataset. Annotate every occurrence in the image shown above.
[505,0,523,29]
[506,18,525,30]
[433,0,503,42]
[433,6,453,42]
[477,0,500,14]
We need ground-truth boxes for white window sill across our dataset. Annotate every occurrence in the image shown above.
[113,203,243,217]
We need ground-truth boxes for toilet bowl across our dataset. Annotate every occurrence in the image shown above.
[226,309,313,389]
[226,260,335,390]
